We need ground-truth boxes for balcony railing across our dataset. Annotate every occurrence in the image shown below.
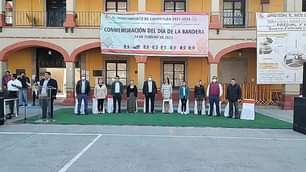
[4,11,257,28]
[75,11,101,27]
[5,11,65,27]
[211,11,257,28]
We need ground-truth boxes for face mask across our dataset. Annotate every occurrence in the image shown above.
[148,78,152,81]
[81,77,86,80]
[212,79,217,82]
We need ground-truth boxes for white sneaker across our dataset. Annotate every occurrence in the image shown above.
[180,112,184,115]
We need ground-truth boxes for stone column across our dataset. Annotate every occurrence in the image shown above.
[136,0,146,90]
[0,0,5,29]
[63,0,76,30]
[210,0,222,29]
[209,63,218,82]
[282,84,300,110]
[135,56,147,90]
[0,60,8,91]
[285,0,303,12]
[63,62,75,105]
[138,0,146,11]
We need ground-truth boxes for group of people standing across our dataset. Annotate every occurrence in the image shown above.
[75,74,242,118]
[161,76,241,118]
[75,75,156,115]
[2,71,58,119]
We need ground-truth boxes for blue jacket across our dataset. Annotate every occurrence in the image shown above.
[179,86,189,99]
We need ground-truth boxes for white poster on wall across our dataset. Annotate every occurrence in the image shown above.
[256,12,306,84]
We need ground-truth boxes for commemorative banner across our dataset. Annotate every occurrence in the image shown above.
[100,13,208,57]
[256,12,306,84]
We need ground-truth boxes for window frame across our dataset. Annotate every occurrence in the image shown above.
[105,0,128,12]
[223,0,246,28]
[164,0,186,12]
[163,62,186,88]
[105,60,128,87]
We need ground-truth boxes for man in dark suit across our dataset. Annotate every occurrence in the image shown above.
[226,78,242,119]
[76,75,90,115]
[111,76,124,113]
[39,72,58,119]
[143,75,157,113]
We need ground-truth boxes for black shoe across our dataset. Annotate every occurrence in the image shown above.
[6,114,12,119]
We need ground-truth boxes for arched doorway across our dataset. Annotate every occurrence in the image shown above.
[0,40,69,97]
[218,48,256,84]
[216,42,283,105]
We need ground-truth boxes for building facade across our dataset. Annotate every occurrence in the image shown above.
[0,0,305,109]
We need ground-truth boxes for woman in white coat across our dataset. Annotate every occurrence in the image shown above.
[94,78,107,113]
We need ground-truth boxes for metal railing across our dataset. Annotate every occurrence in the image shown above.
[221,83,282,105]
[75,11,101,27]
[5,11,65,27]
[211,11,257,28]
[4,11,259,28]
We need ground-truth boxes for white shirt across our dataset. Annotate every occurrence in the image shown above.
[148,81,152,93]
[81,80,86,94]
[7,79,22,91]
[182,87,186,97]
[115,82,120,93]
[41,79,49,96]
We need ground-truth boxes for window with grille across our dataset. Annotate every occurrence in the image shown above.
[163,62,185,88]
[106,61,128,86]
[223,0,246,27]
[106,0,128,12]
[164,0,186,12]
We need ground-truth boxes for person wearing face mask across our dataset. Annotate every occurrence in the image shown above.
[207,76,223,116]
[143,75,157,113]
[94,78,107,113]
[126,80,138,113]
[76,75,90,115]
[111,76,124,113]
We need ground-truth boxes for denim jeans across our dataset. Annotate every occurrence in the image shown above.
[19,89,28,106]
[209,96,220,116]
[77,94,88,114]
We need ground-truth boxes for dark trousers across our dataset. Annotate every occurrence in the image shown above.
[181,98,187,112]
[145,93,155,113]
[113,94,121,113]
[77,94,88,114]
[209,96,220,116]
[8,91,18,115]
[229,100,239,118]
[97,99,104,112]
[32,91,37,106]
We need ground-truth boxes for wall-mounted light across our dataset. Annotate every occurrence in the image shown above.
[48,50,52,55]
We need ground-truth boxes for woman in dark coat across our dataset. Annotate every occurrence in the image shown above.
[127,80,138,113]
